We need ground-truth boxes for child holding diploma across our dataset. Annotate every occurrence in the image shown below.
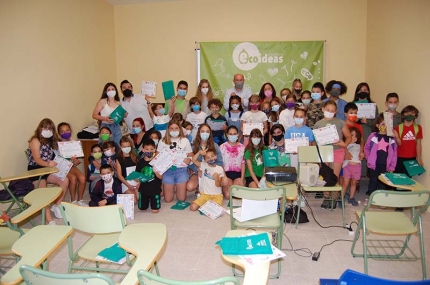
[57,122,87,206]
[190,147,225,211]
[314,100,351,209]
[136,139,162,213]
[115,136,139,202]
[241,95,268,146]
[89,164,122,207]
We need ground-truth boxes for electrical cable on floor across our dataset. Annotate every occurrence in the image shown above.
[302,195,347,229]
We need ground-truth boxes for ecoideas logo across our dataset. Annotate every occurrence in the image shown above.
[232,42,284,71]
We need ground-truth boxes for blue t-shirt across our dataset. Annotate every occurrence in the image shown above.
[284,125,315,142]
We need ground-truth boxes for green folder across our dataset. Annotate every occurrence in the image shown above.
[385,173,416,185]
[162,80,175,100]
[403,160,425,177]
[216,233,273,255]
[126,171,151,183]
[109,105,127,125]
[97,242,126,263]
[170,201,190,210]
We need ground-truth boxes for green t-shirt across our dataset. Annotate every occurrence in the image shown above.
[165,98,188,117]
[244,146,268,178]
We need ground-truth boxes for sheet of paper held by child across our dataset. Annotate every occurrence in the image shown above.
[57,141,84,158]
[52,156,73,181]
[312,124,339,145]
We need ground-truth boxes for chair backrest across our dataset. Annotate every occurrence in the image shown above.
[298,145,334,163]
[137,269,240,285]
[230,185,285,201]
[60,202,126,234]
[337,269,430,285]
[20,265,115,285]
[368,190,430,209]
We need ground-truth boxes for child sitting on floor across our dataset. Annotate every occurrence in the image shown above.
[89,164,122,207]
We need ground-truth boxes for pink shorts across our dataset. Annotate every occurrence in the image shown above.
[333,148,345,164]
[342,163,361,180]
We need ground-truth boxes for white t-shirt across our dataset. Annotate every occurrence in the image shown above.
[157,137,192,167]
[153,114,170,137]
[103,179,114,198]
[200,161,224,195]
[241,111,268,123]
[186,111,208,142]
[279,109,295,130]
[224,87,253,111]
[122,94,154,131]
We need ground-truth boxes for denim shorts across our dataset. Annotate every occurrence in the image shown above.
[162,167,189,185]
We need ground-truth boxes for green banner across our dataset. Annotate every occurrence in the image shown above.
[200,41,324,107]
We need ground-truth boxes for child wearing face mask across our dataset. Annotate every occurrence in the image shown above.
[149,130,162,148]
[314,100,351,209]
[164,80,191,118]
[393,105,423,176]
[292,78,303,101]
[57,122,87,206]
[285,107,315,169]
[87,145,102,193]
[279,93,297,131]
[342,127,362,206]
[384,93,402,128]
[205,98,227,145]
[306,82,325,129]
[244,129,267,188]
[323,80,348,121]
[280,88,292,103]
[130,117,146,156]
[136,139,162,213]
[225,95,244,143]
[147,102,174,138]
[101,141,117,173]
[190,148,225,211]
[183,121,193,144]
[299,91,312,107]
[268,97,284,142]
[89,164,122,207]
[195,79,214,114]
[115,136,139,202]
[186,97,207,143]
[220,126,245,199]
[241,95,269,146]
[364,114,397,195]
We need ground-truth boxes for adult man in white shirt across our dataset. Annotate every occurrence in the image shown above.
[223,73,252,112]
[120,80,154,132]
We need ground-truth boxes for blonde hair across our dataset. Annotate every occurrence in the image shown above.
[195,79,214,103]
[162,120,186,145]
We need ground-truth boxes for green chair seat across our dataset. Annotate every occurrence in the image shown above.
[356,211,418,235]
[301,185,342,192]
[233,213,280,229]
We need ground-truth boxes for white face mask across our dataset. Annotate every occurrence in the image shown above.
[41,129,53,138]
[251,137,261,146]
[324,111,335,119]
[185,129,192,136]
[152,139,159,146]
[101,173,113,181]
[201,87,209,95]
[121,147,131,154]
[107,90,116,97]
[231,104,240,110]
[170,131,179,137]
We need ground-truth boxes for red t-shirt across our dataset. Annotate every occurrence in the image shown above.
[394,124,423,158]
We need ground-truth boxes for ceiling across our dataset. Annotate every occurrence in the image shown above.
[105,0,181,5]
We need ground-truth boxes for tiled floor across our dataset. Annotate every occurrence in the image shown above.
[1,178,430,285]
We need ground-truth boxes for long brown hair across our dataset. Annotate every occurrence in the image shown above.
[162,120,186,145]
[195,79,214,103]
[28,118,60,149]
[118,136,138,163]
[244,128,264,162]
[192,124,215,153]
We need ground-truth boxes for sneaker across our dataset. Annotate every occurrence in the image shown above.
[320,200,331,209]
[348,197,359,206]
[344,193,350,200]
[337,201,343,208]
[77,200,88,207]
[48,220,57,226]
[50,204,62,219]
[71,200,78,205]
[315,192,324,199]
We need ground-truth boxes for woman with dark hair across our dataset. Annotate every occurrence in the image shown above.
[92,82,122,145]
[324,80,348,120]
[258,82,277,104]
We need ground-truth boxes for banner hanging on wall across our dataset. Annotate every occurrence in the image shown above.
[200,41,324,108]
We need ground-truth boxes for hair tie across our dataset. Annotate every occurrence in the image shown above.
[332,83,341,89]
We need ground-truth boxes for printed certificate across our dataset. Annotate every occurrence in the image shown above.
[312,125,340,145]
[357,103,376,119]
[243,123,263,135]
[57,141,84,158]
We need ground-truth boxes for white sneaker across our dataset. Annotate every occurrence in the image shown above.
[71,200,78,205]
[48,220,57,226]
[77,200,88,207]
[50,204,62,219]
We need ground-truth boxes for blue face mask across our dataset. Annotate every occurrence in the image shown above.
[200,132,210,140]
[228,135,238,143]
[158,108,165,115]
[178,89,187,97]
[132,127,142,134]
[311,93,321,100]
[302,99,311,105]
[294,117,304,125]
[192,105,201,112]
[271,105,280,112]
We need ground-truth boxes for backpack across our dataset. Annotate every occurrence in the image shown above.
[0,179,34,201]
[398,123,419,139]
[284,205,309,223]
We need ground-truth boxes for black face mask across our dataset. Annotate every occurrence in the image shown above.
[123,89,133,98]
[273,134,284,142]
[357,92,368,99]
[294,89,302,94]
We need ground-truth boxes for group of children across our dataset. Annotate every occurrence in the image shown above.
[27,78,423,224]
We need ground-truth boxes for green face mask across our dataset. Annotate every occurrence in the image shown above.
[92,152,102,159]
[100,133,110,141]
[404,115,415,122]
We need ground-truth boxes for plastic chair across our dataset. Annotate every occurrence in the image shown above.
[228,185,286,279]
[351,190,430,280]
[19,264,115,285]
[295,145,345,228]
[320,269,430,285]
[137,269,240,285]
[59,202,133,275]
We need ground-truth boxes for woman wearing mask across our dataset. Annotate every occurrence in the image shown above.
[324,80,348,120]
[92,82,123,145]
[258,82,277,104]
[195,79,214,114]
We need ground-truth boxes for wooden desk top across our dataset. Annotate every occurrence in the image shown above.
[0,167,58,183]
[378,174,426,191]
[11,187,61,224]
[118,223,167,285]
[1,225,73,285]
[220,230,271,285]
